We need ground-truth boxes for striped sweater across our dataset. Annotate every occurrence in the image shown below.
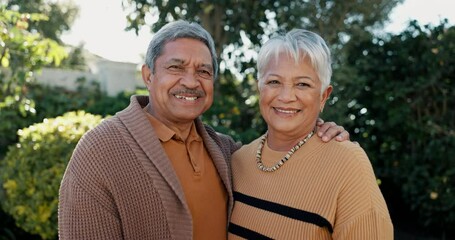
[228,134,393,240]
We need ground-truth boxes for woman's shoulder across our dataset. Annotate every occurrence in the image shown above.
[326,138,364,152]
[312,138,374,174]
[324,139,368,160]
[234,137,262,154]
[231,137,264,165]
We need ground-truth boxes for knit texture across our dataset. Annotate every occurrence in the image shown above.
[58,95,240,240]
[228,135,393,240]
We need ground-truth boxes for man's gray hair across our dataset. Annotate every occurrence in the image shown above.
[257,29,332,92]
[145,20,218,79]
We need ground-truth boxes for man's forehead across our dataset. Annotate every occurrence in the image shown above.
[156,39,212,63]
[165,58,185,64]
[164,37,208,49]
[164,58,213,70]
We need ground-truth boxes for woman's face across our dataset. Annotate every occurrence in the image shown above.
[258,53,332,137]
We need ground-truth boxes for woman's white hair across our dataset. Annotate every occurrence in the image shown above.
[257,29,332,93]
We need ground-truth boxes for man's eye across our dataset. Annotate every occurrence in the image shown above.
[198,69,213,79]
[168,65,182,70]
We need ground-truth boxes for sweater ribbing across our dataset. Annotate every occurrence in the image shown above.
[228,135,393,240]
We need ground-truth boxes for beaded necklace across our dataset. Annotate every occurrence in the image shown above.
[256,130,314,172]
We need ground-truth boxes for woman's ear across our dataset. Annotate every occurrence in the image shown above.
[320,85,333,112]
[256,78,263,92]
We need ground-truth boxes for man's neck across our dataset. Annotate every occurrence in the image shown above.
[144,104,193,142]
[172,123,192,142]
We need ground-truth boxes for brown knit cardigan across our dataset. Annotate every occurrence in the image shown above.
[58,95,240,239]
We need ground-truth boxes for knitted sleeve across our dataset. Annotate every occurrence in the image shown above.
[332,145,393,240]
[58,125,123,239]
[59,170,123,239]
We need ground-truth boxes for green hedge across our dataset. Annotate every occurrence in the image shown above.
[0,111,103,239]
[337,21,455,237]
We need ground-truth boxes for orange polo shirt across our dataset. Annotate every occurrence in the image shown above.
[143,110,228,240]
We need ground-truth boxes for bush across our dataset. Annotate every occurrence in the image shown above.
[0,111,103,239]
[0,80,137,156]
[340,21,455,237]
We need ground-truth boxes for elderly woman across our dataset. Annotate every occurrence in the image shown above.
[228,29,393,239]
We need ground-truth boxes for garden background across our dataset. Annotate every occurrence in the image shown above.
[1,0,454,239]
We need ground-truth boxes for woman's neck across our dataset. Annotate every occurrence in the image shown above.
[266,128,315,151]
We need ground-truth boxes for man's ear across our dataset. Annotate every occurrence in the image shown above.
[320,85,333,113]
[142,64,152,89]
[141,64,153,91]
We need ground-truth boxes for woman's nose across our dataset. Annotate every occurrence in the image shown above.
[278,86,297,102]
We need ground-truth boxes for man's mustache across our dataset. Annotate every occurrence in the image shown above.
[171,89,206,97]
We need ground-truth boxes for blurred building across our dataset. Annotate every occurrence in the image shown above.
[36,52,143,96]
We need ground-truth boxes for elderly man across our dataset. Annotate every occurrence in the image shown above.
[58,20,349,239]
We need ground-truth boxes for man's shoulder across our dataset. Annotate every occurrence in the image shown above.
[202,124,229,141]
[202,124,241,153]
[83,117,119,138]
[75,116,125,153]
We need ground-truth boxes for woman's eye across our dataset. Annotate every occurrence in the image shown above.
[266,80,280,85]
[297,82,310,87]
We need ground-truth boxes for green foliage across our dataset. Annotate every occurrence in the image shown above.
[1,207,41,240]
[202,70,265,143]
[340,20,455,234]
[5,0,79,43]
[0,78,134,238]
[0,7,67,119]
[123,0,402,54]
[0,79,133,155]
[122,0,403,143]
[0,111,103,239]
[59,43,87,71]
[5,0,86,69]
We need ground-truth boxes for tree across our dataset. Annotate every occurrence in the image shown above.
[341,20,455,237]
[5,0,86,69]
[0,7,67,153]
[0,6,69,238]
[124,0,401,58]
[122,0,403,142]
[60,43,88,71]
[5,0,79,43]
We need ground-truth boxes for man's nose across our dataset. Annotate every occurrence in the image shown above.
[180,70,200,89]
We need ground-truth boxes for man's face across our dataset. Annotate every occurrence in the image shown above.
[142,38,214,128]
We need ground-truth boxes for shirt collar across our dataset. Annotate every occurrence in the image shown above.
[142,107,202,143]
